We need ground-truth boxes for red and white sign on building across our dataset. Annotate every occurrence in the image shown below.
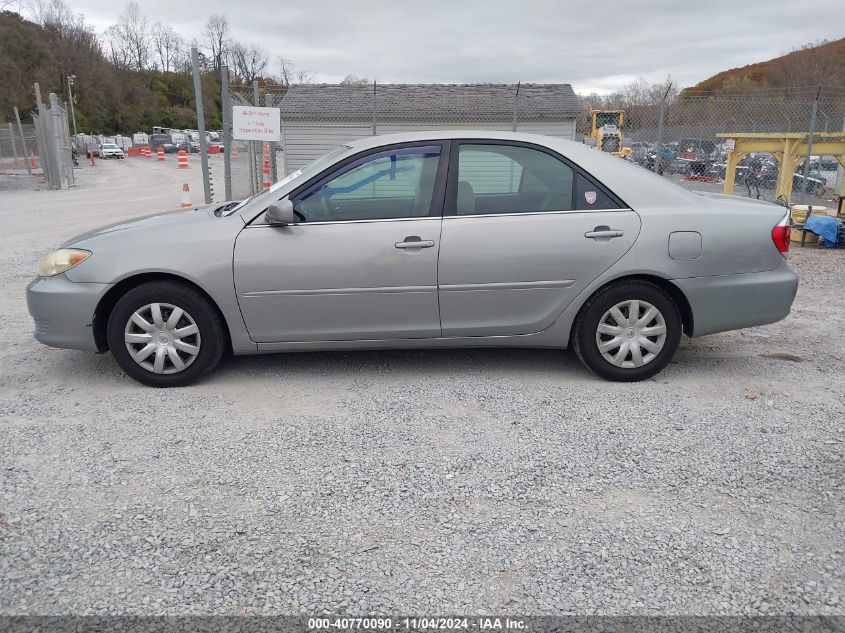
[232,106,281,142]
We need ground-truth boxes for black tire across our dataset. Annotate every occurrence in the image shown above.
[106,281,226,387]
[571,281,682,382]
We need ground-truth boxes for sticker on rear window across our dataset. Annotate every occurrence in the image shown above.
[585,191,597,204]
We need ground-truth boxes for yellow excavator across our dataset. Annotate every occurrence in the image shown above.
[589,109,632,158]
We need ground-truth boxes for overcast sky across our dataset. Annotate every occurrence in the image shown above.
[49,0,845,93]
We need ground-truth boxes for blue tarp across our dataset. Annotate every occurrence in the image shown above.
[803,215,842,247]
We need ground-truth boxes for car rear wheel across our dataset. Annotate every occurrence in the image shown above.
[571,281,682,381]
[106,281,225,387]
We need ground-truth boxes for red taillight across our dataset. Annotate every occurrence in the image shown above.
[771,216,790,254]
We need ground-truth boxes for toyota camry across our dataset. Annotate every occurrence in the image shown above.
[27,131,798,387]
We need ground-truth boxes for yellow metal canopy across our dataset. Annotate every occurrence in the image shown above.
[716,132,845,204]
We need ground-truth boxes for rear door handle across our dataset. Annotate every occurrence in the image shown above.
[585,226,624,239]
[395,237,435,249]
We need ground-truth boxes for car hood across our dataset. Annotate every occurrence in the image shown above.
[62,204,239,248]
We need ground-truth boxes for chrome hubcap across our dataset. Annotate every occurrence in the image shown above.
[595,299,667,368]
[124,302,201,374]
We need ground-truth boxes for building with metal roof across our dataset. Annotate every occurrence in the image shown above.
[278,83,580,173]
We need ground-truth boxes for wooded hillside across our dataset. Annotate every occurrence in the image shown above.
[686,37,845,93]
[0,2,313,135]
[0,11,222,133]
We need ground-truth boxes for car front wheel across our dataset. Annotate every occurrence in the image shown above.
[571,280,682,381]
[106,281,225,387]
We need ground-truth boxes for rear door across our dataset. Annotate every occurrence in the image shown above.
[438,141,640,337]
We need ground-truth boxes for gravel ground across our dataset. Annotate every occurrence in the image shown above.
[0,158,843,616]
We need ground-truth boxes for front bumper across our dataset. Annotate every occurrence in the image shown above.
[673,261,799,337]
[26,275,111,352]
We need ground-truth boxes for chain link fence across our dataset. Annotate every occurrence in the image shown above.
[219,80,844,208]
[30,86,75,189]
[0,119,37,173]
[581,87,845,207]
[221,80,580,200]
[220,75,287,201]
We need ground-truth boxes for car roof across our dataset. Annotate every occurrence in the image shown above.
[345,130,702,209]
[346,129,558,149]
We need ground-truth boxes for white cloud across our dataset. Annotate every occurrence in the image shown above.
[57,0,845,91]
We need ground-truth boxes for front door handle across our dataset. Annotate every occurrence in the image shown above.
[585,226,624,239]
[395,236,435,249]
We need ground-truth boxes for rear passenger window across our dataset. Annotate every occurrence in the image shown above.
[455,144,574,215]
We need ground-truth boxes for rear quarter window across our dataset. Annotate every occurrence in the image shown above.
[574,172,624,210]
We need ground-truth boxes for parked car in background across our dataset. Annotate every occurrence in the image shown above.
[188,141,200,153]
[27,131,798,387]
[809,156,838,171]
[99,143,125,159]
[174,142,193,154]
[86,142,101,158]
[671,138,717,175]
[149,133,172,152]
[644,146,674,175]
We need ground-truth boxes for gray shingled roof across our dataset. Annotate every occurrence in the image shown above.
[279,83,580,120]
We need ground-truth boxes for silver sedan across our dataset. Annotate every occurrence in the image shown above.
[27,131,798,387]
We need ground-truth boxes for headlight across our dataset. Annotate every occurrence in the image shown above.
[37,248,92,277]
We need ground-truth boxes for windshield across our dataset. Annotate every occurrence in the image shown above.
[103,144,118,149]
[221,146,350,216]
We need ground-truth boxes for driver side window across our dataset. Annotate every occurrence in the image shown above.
[294,145,441,222]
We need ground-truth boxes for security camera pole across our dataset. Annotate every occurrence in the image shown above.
[67,75,78,137]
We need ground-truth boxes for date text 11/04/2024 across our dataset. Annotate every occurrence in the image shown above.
[308,617,527,630]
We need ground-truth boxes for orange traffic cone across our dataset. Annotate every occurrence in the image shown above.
[157,147,165,161]
[177,150,188,169]
[180,183,192,208]
[30,150,36,169]
[231,144,238,160]
[262,160,271,189]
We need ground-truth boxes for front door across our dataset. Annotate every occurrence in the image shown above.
[234,143,447,342]
[438,142,641,337]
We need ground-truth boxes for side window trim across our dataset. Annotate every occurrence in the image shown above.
[444,139,628,216]
[288,140,451,223]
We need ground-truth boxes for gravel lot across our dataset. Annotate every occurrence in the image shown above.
[0,159,843,616]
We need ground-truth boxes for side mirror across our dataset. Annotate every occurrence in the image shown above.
[266,199,295,225]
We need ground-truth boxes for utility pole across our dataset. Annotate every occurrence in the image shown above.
[221,64,232,201]
[67,75,78,137]
[191,46,212,204]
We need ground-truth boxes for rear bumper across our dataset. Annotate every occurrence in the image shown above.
[26,275,111,352]
[673,262,798,337]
